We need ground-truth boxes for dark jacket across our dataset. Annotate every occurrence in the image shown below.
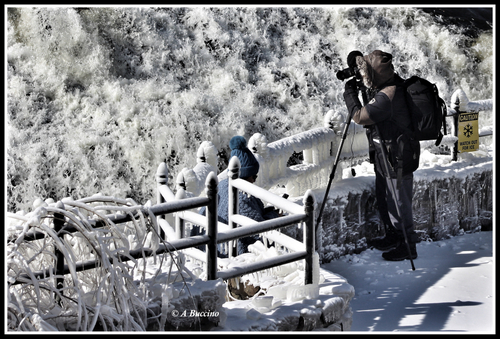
[343,50,420,177]
[193,177,279,255]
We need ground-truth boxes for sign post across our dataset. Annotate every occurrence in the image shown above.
[457,112,479,153]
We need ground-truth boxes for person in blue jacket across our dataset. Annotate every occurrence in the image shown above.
[190,135,279,256]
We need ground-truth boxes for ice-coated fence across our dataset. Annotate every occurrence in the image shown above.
[156,157,317,283]
[7,192,216,287]
[9,168,317,288]
[7,165,317,331]
[178,89,492,199]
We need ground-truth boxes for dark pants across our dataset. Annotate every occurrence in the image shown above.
[375,170,418,243]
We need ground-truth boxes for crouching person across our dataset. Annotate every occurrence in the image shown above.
[190,135,280,256]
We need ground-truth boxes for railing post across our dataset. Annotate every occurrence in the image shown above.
[304,191,315,285]
[176,171,187,191]
[54,201,65,303]
[156,162,168,239]
[175,188,186,239]
[228,156,240,258]
[452,96,460,162]
[206,172,218,280]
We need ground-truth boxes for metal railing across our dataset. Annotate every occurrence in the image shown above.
[8,194,214,286]
[156,157,317,283]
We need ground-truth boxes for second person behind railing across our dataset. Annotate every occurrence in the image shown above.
[190,135,281,256]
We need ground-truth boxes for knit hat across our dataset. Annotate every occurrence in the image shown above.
[356,50,394,89]
[229,136,260,179]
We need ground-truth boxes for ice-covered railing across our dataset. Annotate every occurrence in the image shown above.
[8,168,318,330]
[156,160,318,284]
[6,194,216,331]
[248,110,367,197]
[176,112,368,198]
[157,162,311,257]
[178,89,492,199]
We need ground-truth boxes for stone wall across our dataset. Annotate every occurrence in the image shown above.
[144,269,355,332]
[316,169,493,263]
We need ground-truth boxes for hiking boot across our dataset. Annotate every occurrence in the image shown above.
[382,242,417,261]
[367,229,400,251]
[368,235,399,251]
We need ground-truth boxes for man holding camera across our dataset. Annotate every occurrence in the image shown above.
[341,50,420,261]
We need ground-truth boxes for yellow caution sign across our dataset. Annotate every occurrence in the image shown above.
[458,112,479,153]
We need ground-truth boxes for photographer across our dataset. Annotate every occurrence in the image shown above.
[341,50,420,261]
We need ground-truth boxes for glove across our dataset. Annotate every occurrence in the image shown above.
[347,50,363,69]
[343,78,362,119]
[344,78,358,93]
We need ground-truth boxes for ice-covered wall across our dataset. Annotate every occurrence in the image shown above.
[315,163,493,263]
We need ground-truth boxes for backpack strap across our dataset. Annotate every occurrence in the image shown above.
[438,95,448,141]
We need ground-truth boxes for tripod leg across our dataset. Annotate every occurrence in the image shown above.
[373,125,416,270]
[316,112,354,228]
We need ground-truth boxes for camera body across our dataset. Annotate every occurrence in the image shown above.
[336,66,361,81]
[337,50,364,82]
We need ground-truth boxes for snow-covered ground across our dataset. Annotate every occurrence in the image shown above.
[323,230,494,333]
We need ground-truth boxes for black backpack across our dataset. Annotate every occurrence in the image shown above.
[400,76,447,146]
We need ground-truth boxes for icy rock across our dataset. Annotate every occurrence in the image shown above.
[217,267,354,331]
[286,284,319,302]
[268,310,301,331]
[271,299,283,309]
[299,306,323,331]
[320,297,346,325]
[267,283,288,300]
[319,281,355,301]
[151,278,227,331]
[252,295,273,308]
[301,298,324,308]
